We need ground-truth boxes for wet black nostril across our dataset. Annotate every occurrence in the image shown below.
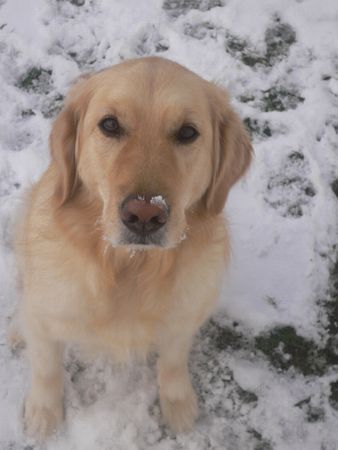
[128,214,139,224]
[150,216,160,224]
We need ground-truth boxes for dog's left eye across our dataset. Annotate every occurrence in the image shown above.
[99,116,124,138]
[176,125,199,144]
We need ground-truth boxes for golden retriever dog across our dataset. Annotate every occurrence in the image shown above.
[12,56,252,439]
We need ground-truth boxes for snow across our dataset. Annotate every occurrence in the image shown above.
[0,0,338,449]
[150,195,168,209]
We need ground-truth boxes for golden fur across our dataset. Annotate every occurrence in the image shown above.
[12,57,252,439]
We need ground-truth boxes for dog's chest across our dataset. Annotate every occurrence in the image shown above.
[59,275,170,359]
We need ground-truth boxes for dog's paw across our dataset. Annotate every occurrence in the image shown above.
[160,388,198,433]
[23,394,63,440]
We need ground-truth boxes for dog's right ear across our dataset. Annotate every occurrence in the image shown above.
[50,74,91,207]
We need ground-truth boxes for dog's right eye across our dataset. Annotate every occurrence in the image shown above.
[176,125,199,144]
[99,116,124,138]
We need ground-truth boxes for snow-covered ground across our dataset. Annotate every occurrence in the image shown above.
[0,0,337,448]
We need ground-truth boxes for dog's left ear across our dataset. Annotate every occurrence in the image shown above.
[204,88,253,214]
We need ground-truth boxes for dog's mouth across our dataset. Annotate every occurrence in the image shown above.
[103,219,189,250]
[118,226,167,248]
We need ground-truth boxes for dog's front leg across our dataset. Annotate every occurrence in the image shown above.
[24,327,64,440]
[157,334,198,433]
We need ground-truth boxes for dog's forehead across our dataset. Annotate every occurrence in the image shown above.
[90,58,210,113]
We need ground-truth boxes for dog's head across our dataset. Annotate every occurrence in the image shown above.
[50,57,252,249]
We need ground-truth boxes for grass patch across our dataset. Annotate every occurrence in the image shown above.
[264,21,296,63]
[17,66,52,94]
[237,386,258,404]
[184,22,217,40]
[163,0,223,18]
[329,380,338,410]
[225,34,265,67]
[255,326,325,376]
[288,151,304,162]
[208,319,249,351]
[255,323,338,376]
[41,94,64,118]
[225,18,296,69]
[260,86,304,112]
[21,109,35,117]
[205,318,338,376]
[294,397,325,423]
[266,175,316,218]
[244,117,272,138]
[331,180,338,198]
[321,249,338,369]
[264,151,316,218]
[249,429,273,450]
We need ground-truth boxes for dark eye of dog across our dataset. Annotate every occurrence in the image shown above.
[99,116,123,137]
[176,125,199,144]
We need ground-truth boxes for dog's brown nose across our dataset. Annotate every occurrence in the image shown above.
[120,195,169,235]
